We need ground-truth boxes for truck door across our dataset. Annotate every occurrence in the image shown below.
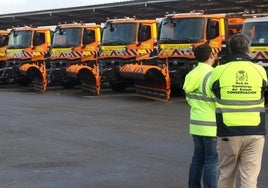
[207,18,224,62]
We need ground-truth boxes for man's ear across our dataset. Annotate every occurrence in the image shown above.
[247,46,250,54]
[210,52,215,59]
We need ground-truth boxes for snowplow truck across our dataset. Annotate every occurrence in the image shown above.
[3,26,52,91]
[241,16,268,72]
[120,13,245,101]
[0,30,9,84]
[50,23,101,93]
[99,17,158,93]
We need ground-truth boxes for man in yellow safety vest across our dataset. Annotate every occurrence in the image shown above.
[209,34,267,188]
[183,43,217,188]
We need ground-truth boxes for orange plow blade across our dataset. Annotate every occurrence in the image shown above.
[120,64,171,101]
[80,70,100,95]
[33,63,47,92]
[66,65,101,95]
[19,63,47,92]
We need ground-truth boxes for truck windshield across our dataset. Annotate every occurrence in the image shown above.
[7,30,32,48]
[242,22,268,45]
[53,28,82,47]
[159,18,205,43]
[102,23,137,45]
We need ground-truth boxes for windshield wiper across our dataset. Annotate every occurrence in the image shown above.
[102,40,127,45]
[52,43,76,48]
[176,38,203,43]
[159,38,202,44]
[159,39,179,43]
[7,45,15,49]
[8,45,27,49]
[101,40,113,45]
[112,40,127,45]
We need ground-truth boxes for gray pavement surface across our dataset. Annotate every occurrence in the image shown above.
[0,87,267,188]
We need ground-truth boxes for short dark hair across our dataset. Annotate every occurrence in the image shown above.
[229,34,250,54]
[194,43,212,62]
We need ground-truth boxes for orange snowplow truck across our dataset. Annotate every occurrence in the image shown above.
[51,23,101,93]
[120,13,245,101]
[242,16,268,73]
[0,30,9,84]
[3,26,52,91]
[99,17,158,92]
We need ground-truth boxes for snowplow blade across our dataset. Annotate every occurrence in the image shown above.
[120,64,170,101]
[19,63,47,92]
[66,65,100,95]
[33,72,47,92]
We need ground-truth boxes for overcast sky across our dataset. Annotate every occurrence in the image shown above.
[0,0,122,14]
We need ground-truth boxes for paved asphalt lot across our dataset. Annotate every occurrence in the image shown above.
[0,86,267,188]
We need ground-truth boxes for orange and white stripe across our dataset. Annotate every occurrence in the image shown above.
[100,49,153,57]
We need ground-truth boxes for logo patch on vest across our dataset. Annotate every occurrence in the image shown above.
[227,70,256,94]
[236,70,248,82]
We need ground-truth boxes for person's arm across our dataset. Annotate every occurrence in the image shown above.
[183,70,200,94]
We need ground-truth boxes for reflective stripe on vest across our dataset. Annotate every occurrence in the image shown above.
[186,72,214,102]
[216,106,265,113]
[215,97,264,105]
[190,119,216,126]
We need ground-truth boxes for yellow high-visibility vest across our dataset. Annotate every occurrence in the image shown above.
[209,61,267,136]
[183,63,216,137]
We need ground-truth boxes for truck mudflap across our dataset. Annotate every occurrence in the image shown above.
[119,64,171,101]
[19,63,47,92]
[66,64,100,95]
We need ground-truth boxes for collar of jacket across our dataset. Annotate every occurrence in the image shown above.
[229,52,251,62]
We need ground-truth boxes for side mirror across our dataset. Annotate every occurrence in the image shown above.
[109,24,115,32]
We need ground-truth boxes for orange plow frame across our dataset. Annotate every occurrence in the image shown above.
[120,64,171,101]
[66,64,101,95]
[19,62,47,92]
